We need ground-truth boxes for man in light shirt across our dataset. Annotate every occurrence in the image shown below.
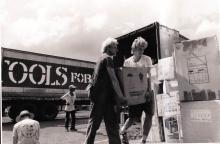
[13,110,40,144]
[120,37,154,144]
[61,84,77,132]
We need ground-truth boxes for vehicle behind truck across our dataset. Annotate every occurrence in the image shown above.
[1,47,95,121]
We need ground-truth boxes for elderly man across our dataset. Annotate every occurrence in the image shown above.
[84,38,126,144]
[13,110,40,144]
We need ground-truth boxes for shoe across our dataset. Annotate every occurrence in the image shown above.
[121,132,129,144]
[141,140,146,144]
[70,128,77,131]
[65,128,69,132]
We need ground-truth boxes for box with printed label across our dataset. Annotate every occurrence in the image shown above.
[180,100,220,142]
[117,67,149,105]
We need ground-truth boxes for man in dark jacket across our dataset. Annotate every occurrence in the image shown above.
[84,38,126,144]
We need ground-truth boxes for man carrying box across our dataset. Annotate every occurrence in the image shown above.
[120,37,155,144]
[84,38,127,144]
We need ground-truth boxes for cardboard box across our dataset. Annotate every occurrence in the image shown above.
[156,94,164,116]
[180,100,220,142]
[174,36,220,101]
[163,91,180,116]
[158,57,175,81]
[156,92,180,117]
[157,92,182,143]
[163,115,182,143]
[117,67,149,105]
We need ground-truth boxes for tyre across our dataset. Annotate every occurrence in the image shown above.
[40,103,58,120]
[8,105,20,121]
[8,103,37,121]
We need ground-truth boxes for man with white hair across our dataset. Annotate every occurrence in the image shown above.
[84,38,126,144]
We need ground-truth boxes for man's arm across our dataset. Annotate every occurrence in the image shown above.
[147,68,152,91]
[72,92,77,104]
[60,94,66,100]
[145,58,153,100]
[107,67,128,110]
[107,67,127,106]
[147,57,153,92]
[107,67,124,98]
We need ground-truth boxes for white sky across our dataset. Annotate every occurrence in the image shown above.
[1,0,220,62]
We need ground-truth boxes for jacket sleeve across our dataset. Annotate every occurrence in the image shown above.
[61,94,67,100]
[91,58,103,86]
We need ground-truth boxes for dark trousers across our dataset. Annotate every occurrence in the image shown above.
[65,110,76,129]
[84,102,121,144]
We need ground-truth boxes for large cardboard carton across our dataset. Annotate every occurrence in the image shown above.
[156,92,181,117]
[180,100,220,143]
[163,115,182,143]
[174,36,220,101]
[117,67,149,105]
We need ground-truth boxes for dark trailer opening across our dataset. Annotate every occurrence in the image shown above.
[114,22,188,67]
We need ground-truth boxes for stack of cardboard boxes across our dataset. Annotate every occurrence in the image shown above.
[156,57,182,143]
[155,36,220,143]
[117,36,220,143]
[174,36,220,142]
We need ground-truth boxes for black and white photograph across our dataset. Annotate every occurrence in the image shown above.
[1,0,220,143]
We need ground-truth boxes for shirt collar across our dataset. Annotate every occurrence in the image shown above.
[104,53,113,59]
[132,55,142,63]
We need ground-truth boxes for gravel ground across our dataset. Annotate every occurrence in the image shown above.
[2,111,106,144]
[2,111,144,144]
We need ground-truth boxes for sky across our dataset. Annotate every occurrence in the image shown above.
[1,0,220,62]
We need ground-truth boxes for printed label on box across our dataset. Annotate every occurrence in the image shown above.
[162,92,180,116]
[190,109,212,122]
[174,36,220,101]
[117,67,149,105]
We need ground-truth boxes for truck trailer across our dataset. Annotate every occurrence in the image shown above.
[1,47,95,121]
[114,22,188,66]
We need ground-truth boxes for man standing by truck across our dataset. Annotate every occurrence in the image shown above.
[61,84,77,132]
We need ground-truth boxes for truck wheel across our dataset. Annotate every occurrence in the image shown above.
[8,103,37,121]
[8,106,20,121]
[20,103,37,118]
[40,103,58,120]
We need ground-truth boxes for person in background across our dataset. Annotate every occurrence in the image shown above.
[120,37,154,144]
[61,84,77,132]
[13,110,40,144]
[84,38,126,144]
